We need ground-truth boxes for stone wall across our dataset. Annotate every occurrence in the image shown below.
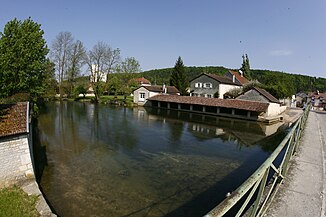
[0,134,34,187]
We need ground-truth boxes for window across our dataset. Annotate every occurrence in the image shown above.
[139,92,145,101]
[195,82,202,88]
[204,83,212,88]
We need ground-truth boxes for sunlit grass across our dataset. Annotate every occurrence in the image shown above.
[0,186,39,217]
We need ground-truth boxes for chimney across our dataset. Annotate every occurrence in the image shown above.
[163,84,167,94]
[239,70,243,77]
[232,75,235,83]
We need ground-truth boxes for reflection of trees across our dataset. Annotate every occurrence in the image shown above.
[168,122,184,147]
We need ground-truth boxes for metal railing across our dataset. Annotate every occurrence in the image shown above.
[204,106,311,217]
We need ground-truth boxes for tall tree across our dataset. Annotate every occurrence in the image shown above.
[67,40,86,95]
[105,47,121,82]
[84,41,108,102]
[170,56,187,95]
[0,18,51,100]
[240,54,251,80]
[50,31,74,99]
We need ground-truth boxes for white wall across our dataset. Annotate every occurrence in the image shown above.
[265,103,286,117]
[133,87,162,105]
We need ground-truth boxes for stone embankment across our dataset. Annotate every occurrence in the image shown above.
[0,102,56,216]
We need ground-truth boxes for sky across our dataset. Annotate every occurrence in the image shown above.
[0,0,325,78]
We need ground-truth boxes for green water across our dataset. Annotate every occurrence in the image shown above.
[33,102,286,217]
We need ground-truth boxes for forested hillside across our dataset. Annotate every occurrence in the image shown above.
[138,66,326,98]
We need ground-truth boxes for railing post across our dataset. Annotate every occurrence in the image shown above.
[250,167,270,216]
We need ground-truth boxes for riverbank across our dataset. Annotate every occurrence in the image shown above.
[0,102,56,217]
[54,95,135,106]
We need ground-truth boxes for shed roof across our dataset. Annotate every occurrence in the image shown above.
[0,102,28,138]
[148,95,269,112]
[252,87,280,103]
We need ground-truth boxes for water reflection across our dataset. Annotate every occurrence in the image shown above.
[34,102,286,217]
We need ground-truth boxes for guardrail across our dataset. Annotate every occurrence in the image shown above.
[204,106,311,217]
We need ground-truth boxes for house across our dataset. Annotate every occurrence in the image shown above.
[130,77,151,86]
[236,87,286,118]
[295,92,308,108]
[224,70,250,85]
[133,85,180,105]
[189,73,242,99]
[309,91,326,110]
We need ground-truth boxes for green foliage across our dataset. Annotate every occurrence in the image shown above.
[141,66,229,85]
[0,18,50,100]
[74,85,87,98]
[0,186,39,217]
[0,93,30,104]
[99,95,134,106]
[240,54,251,79]
[224,88,242,99]
[242,81,265,93]
[170,56,188,95]
[117,57,141,73]
[107,73,143,96]
[249,69,326,98]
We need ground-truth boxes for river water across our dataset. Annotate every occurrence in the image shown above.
[33,102,286,217]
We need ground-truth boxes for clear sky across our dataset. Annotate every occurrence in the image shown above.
[1,0,325,78]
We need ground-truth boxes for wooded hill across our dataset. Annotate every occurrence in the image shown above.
[136,66,326,98]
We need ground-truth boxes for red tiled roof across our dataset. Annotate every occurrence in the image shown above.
[310,92,326,99]
[132,77,151,85]
[148,95,269,112]
[253,87,280,103]
[228,70,250,85]
[0,102,28,138]
[137,85,180,94]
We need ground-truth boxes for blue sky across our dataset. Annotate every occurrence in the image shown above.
[1,0,325,78]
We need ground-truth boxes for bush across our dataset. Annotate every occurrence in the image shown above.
[0,93,30,104]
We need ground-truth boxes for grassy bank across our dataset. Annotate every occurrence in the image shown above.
[57,95,135,106]
[0,186,38,217]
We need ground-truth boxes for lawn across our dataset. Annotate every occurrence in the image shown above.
[0,186,38,217]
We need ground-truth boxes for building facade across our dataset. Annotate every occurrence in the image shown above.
[133,85,180,105]
[189,73,242,99]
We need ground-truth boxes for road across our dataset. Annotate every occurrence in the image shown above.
[265,111,326,217]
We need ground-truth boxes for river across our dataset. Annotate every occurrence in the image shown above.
[33,101,287,217]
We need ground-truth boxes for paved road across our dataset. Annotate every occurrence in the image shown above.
[265,111,326,217]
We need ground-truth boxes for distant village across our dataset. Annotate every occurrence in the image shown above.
[83,68,325,124]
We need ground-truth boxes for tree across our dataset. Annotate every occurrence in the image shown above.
[170,56,187,95]
[84,41,108,102]
[118,57,141,74]
[67,40,86,96]
[105,47,121,82]
[50,31,74,99]
[0,18,51,100]
[240,54,251,80]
